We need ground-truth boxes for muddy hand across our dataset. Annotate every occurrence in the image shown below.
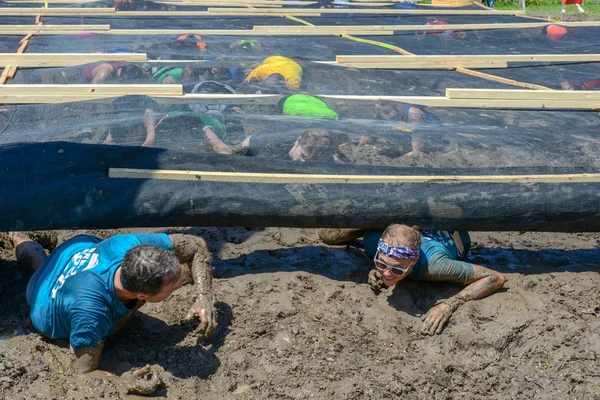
[368,269,387,294]
[124,364,163,396]
[421,302,453,335]
[185,295,218,336]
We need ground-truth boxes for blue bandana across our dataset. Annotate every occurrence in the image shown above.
[377,239,420,260]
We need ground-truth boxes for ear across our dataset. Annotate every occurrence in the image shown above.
[136,293,150,301]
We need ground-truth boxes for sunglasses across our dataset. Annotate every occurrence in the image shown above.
[373,250,413,277]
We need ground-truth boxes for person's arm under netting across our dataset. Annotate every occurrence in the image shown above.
[418,255,506,335]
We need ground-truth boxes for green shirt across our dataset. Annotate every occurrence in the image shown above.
[282,94,339,119]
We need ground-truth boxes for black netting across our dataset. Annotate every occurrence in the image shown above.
[0,2,599,230]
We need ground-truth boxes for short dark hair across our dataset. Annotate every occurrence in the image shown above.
[297,129,334,162]
[118,64,144,82]
[120,245,181,295]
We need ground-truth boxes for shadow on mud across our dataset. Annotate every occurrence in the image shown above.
[212,245,372,283]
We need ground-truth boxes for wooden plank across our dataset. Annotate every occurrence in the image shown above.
[253,21,600,33]
[432,0,472,6]
[336,54,600,64]
[320,95,598,109]
[0,84,183,96]
[105,29,396,36]
[205,8,524,14]
[446,88,600,101]
[203,7,523,15]
[0,68,11,85]
[109,168,600,184]
[455,67,552,91]
[335,60,509,69]
[0,53,148,67]
[4,0,102,2]
[0,92,596,109]
[0,8,117,16]
[0,24,110,31]
[331,2,396,5]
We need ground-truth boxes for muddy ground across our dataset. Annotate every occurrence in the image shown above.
[0,227,599,399]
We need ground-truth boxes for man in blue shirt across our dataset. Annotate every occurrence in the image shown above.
[12,231,217,374]
[319,224,506,335]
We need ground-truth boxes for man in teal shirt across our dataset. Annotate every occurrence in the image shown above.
[13,231,217,373]
[319,224,506,335]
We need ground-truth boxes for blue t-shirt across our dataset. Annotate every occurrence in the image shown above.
[27,233,173,349]
[364,230,474,284]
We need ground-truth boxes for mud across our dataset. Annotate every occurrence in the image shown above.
[0,227,599,399]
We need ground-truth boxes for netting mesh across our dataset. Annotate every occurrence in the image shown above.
[0,1,598,230]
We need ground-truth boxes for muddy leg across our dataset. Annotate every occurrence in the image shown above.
[12,232,47,274]
[318,228,368,245]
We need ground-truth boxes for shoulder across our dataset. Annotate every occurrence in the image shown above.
[100,233,173,253]
[61,271,111,302]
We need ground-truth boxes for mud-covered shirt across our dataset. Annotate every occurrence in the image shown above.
[27,234,173,349]
[363,230,474,284]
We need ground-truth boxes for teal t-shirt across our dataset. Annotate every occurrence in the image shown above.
[27,233,173,349]
[364,230,474,284]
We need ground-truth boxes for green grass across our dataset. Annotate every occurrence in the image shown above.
[486,1,600,16]
[416,0,600,16]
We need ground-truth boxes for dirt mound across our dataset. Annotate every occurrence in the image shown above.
[0,229,599,399]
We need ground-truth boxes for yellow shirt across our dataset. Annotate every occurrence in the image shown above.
[244,56,303,90]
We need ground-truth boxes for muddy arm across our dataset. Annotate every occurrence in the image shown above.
[90,64,114,84]
[69,343,104,374]
[169,234,218,335]
[422,264,506,335]
[141,109,157,147]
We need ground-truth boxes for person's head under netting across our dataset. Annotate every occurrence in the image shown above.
[369,101,441,157]
[82,62,149,84]
[244,56,303,91]
[288,129,349,163]
[229,39,264,54]
[152,65,198,84]
[237,95,342,160]
[166,34,207,58]
[104,95,159,147]
[418,20,467,42]
[189,80,241,114]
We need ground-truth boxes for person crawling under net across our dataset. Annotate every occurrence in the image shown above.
[11,231,217,374]
[318,224,506,335]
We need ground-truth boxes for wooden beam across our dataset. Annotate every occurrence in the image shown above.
[0,53,148,67]
[3,22,596,36]
[446,88,600,101]
[0,92,596,109]
[320,95,598,109]
[0,24,110,34]
[109,168,600,184]
[4,0,102,2]
[432,0,472,6]
[0,84,183,96]
[336,54,600,64]
[331,2,396,5]
[0,7,117,16]
[253,21,600,33]
[204,8,524,15]
[455,68,552,91]
[177,0,316,4]
[104,29,396,36]
[334,60,509,69]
